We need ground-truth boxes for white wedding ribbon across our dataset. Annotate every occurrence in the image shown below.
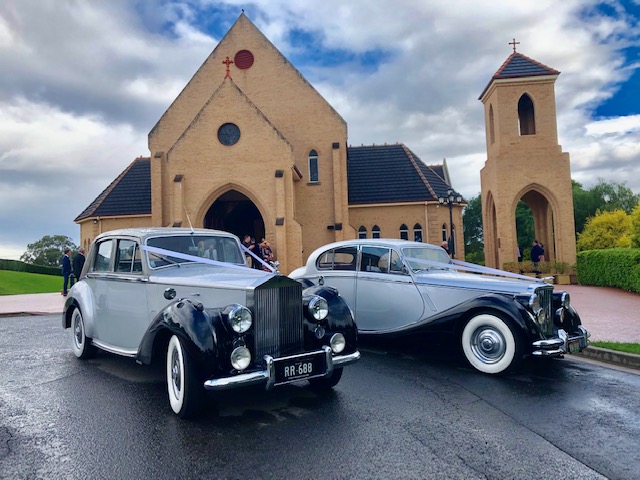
[141,245,276,273]
[403,256,547,283]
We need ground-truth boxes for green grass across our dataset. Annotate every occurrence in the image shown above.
[590,341,640,355]
[0,270,62,295]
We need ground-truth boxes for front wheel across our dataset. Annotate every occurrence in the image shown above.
[166,335,204,418]
[461,314,522,374]
[70,308,95,359]
[309,367,343,391]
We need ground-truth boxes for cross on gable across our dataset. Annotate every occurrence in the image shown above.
[509,38,520,53]
[222,56,234,78]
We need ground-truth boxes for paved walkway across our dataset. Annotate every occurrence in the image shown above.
[0,285,638,343]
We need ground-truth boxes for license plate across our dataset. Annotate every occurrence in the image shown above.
[568,340,580,354]
[274,352,326,385]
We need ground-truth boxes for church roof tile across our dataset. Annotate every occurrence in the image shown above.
[75,157,151,222]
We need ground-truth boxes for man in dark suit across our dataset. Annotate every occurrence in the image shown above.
[72,247,86,285]
[61,248,72,296]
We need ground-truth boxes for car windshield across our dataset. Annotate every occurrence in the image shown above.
[401,247,451,272]
[146,235,245,269]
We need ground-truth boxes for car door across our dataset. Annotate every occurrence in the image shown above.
[355,246,425,332]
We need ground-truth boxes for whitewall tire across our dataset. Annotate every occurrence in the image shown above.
[461,313,521,374]
[70,308,94,359]
[166,335,203,418]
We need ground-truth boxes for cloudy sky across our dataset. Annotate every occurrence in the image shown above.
[1,0,639,260]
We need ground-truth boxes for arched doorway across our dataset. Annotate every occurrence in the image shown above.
[519,190,554,264]
[204,190,265,241]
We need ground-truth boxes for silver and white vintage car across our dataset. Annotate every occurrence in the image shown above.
[62,228,360,418]
[290,239,589,374]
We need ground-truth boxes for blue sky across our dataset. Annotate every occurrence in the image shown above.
[0,0,639,259]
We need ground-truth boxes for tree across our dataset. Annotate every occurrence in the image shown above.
[630,203,640,248]
[20,235,78,267]
[515,201,534,253]
[462,194,484,264]
[573,179,640,235]
[576,210,631,251]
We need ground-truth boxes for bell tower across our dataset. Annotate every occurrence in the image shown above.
[479,44,577,269]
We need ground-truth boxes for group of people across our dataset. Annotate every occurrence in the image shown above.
[242,235,274,271]
[61,247,86,296]
[530,240,545,263]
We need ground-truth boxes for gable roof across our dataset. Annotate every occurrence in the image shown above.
[347,144,459,205]
[479,52,560,100]
[75,157,151,222]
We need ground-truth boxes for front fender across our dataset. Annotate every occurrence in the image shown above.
[303,285,358,352]
[62,282,97,339]
[136,299,220,374]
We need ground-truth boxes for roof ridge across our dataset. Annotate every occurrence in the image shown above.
[75,157,149,222]
[401,145,437,199]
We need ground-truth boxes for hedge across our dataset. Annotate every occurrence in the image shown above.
[576,248,640,293]
[0,259,62,276]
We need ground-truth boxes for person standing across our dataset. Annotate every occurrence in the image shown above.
[242,235,254,268]
[260,239,274,271]
[61,248,72,296]
[441,240,451,257]
[72,247,86,285]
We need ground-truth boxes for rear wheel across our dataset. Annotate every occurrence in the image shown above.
[70,308,95,359]
[166,335,204,418]
[309,367,343,391]
[461,313,522,374]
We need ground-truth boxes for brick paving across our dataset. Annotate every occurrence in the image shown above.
[0,286,638,343]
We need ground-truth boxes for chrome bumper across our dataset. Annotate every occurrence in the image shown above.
[203,347,361,391]
[531,326,590,357]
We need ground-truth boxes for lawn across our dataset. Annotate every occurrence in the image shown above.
[590,341,640,356]
[0,270,62,295]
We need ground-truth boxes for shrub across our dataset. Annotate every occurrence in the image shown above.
[553,262,570,274]
[577,248,640,293]
[577,209,631,251]
[501,262,520,273]
[0,259,61,276]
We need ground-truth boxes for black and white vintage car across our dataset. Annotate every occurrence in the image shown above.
[290,239,589,375]
[62,228,360,417]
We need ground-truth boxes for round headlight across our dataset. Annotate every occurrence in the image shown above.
[561,292,570,309]
[230,346,251,371]
[528,294,540,313]
[330,333,346,354]
[308,296,329,321]
[224,304,252,333]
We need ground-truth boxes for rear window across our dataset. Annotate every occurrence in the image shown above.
[317,246,357,271]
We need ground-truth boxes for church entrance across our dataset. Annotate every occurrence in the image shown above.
[204,190,265,241]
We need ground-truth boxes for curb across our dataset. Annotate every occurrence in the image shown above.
[578,346,640,371]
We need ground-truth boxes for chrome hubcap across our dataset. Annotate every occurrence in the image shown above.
[171,349,181,398]
[74,315,83,347]
[471,327,505,364]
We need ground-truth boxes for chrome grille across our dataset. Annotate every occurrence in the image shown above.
[252,279,304,361]
[536,285,554,335]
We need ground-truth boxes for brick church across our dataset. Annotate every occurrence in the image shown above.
[74,13,465,273]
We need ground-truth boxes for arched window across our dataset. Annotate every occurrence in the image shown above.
[308,149,319,183]
[399,224,408,240]
[358,226,367,239]
[413,224,423,242]
[518,94,536,135]
[489,104,495,144]
[442,223,447,242]
[372,225,381,239]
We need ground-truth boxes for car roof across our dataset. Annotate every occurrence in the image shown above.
[305,238,442,264]
[94,227,239,243]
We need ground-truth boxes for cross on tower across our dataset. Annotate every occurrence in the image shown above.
[509,38,520,53]
[222,56,234,78]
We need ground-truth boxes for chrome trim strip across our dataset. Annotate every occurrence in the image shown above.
[91,340,137,357]
[532,348,563,357]
[203,347,360,391]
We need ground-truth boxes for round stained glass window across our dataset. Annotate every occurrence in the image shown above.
[217,123,241,146]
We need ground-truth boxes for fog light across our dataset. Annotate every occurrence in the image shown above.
[231,346,251,371]
[330,333,346,353]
